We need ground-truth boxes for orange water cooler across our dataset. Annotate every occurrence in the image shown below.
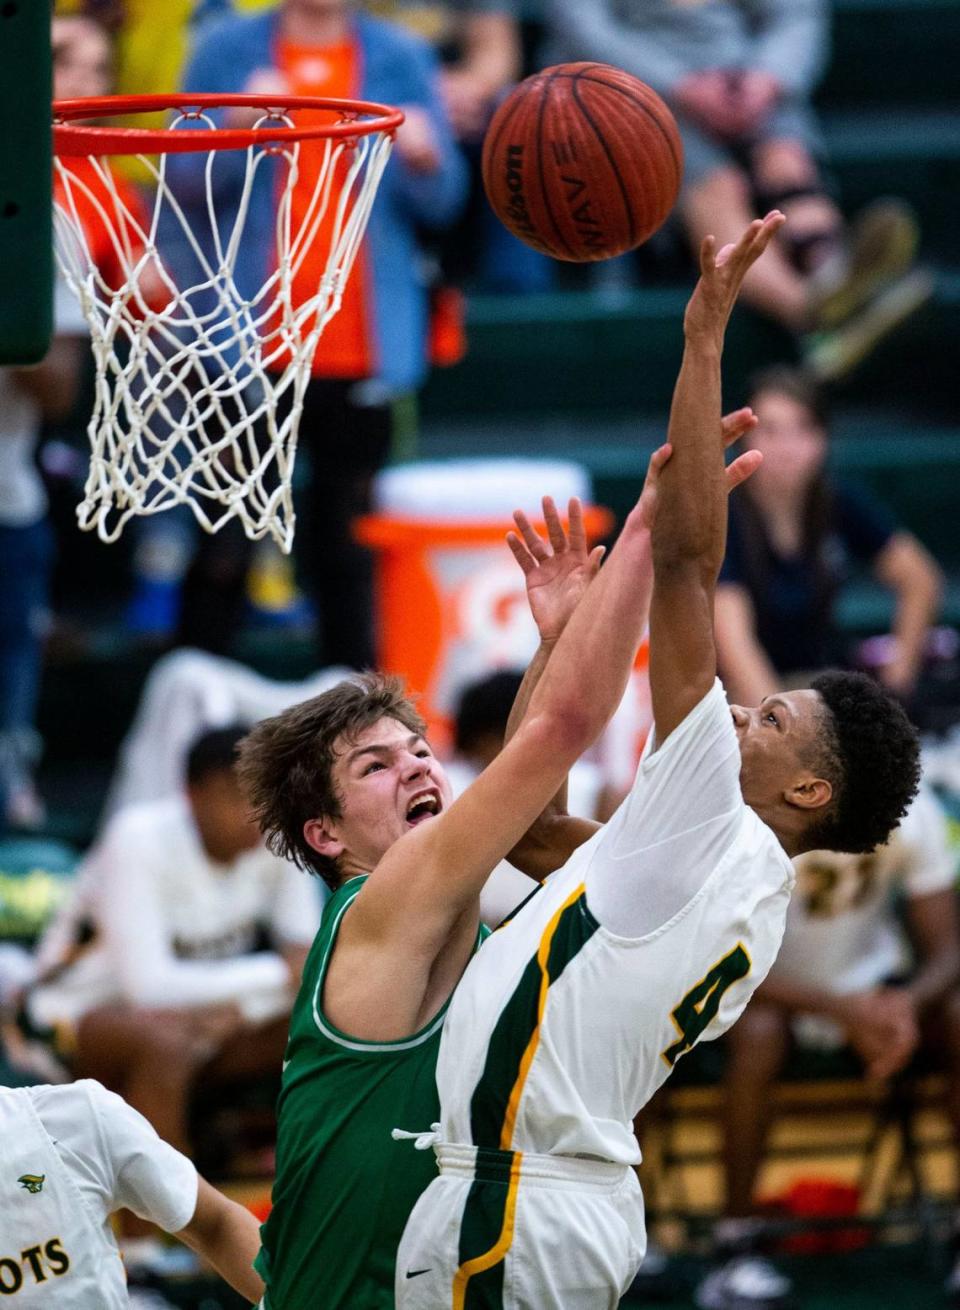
[356,460,613,749]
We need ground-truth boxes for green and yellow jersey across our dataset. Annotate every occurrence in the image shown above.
[257,875,487,1308]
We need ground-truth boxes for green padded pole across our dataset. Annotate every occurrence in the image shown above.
[0,1,52,364]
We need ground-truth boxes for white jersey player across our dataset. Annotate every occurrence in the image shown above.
[0,1080,264,1306]
[396,216,923,1308]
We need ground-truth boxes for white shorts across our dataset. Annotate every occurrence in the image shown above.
[395,1143,645,1309]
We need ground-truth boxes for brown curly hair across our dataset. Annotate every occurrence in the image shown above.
[236,674,426,890]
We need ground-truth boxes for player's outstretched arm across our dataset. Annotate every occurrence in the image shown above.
[649,212,784,745]
[503,410,762,880]
[176,1177,265,1305]
[356,458,666,961]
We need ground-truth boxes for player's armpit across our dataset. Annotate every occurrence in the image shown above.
[507,813,601,882]
[176,1177,264,1305]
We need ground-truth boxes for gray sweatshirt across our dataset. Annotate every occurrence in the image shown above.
[542,0,829,100]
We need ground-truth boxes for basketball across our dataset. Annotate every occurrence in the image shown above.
[481,62,683,263]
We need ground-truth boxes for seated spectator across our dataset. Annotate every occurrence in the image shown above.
[699,783,960,1309]
[127,0,468,664]
[542,0,930,377]
[0,300,84,831]
[714,366,942,709]
[371,0,553,292]
[25,725,320,1254]
[0,1078,264,1307]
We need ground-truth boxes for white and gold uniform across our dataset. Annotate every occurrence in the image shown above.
[773,783,954,1043]
[0,1081,197,1305]
[396,681,795,1309]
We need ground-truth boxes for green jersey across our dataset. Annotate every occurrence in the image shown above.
[257,875,486,1309]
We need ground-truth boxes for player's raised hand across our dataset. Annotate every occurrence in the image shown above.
[721,405,764,493]
[635,408,763,531]
[506,496,605,643]
[683,211,786,342]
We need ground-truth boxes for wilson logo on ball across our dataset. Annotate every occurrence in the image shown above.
[483,62,684,263]
[503,144,539,243]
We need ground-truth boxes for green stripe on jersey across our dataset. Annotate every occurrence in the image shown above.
[468,890,599,1150]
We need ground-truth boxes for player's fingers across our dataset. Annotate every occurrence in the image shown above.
[513,509,551,561]
[566,497,586,554]
[725,449,763,493]
[505,531,537,575]
[720,407,758,445]
[587,543,606,576]
[700,235,717,276]
[647,442,673,476]
[746,210,786,264]
[542,496,568,554]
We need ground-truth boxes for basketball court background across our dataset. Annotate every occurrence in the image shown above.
[2,1,960,1307]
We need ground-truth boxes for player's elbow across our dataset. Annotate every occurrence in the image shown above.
[538,702,599,760]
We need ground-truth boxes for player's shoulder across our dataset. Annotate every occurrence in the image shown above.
[646,678,734,764]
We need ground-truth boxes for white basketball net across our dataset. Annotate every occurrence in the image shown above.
[53,109,395,551]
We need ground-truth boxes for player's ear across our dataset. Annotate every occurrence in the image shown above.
[784,774,832,812]
[304,817,344,861]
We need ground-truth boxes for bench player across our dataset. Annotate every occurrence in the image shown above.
[394,215,922,1309]
[0,1078,263,1306]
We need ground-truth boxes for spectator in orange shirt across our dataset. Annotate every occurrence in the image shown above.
[138,0,468,669]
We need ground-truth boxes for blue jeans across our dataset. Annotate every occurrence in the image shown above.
[0,517,54,818]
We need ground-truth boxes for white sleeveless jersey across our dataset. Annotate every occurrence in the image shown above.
[435,680,795,1165]
[0,1082,197,1305]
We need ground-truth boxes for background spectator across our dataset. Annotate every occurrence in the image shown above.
[0,321,82,832]
[370,0,552,292]
[542,0,930,377]
[714,366,942,708]
[127,0,467,667]
[702,783,960,1309]
[25,725,320,1252]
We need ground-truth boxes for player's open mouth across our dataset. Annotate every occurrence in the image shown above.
[405,792,441,826]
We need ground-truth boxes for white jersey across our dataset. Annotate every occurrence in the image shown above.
[435,680,795,1166]
[0,1081,197,1305]
[30,792,320,1029]
[772,783,956,997]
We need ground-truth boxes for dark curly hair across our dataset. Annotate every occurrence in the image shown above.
[803,670,921,854]
[236,674,425,890]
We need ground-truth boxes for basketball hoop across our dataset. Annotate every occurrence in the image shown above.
[52,93,404,551]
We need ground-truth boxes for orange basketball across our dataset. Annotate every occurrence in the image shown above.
[482,63,683,262]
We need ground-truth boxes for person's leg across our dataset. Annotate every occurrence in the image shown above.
[722,1000,790,1217]
[752,105,922,335]
[693,1004,794,1309]
[197,1013,289,1084]
[0,519,54,827]
[920,990,960,1160]
[73,1004,215,1238]
[175,514,254,654]
[73,1005,212,1153]
[750,137,843,276]
[682,164,812,331]
[301,378,393,671]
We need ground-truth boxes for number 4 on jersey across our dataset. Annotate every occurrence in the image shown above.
[662,944,751,1067]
